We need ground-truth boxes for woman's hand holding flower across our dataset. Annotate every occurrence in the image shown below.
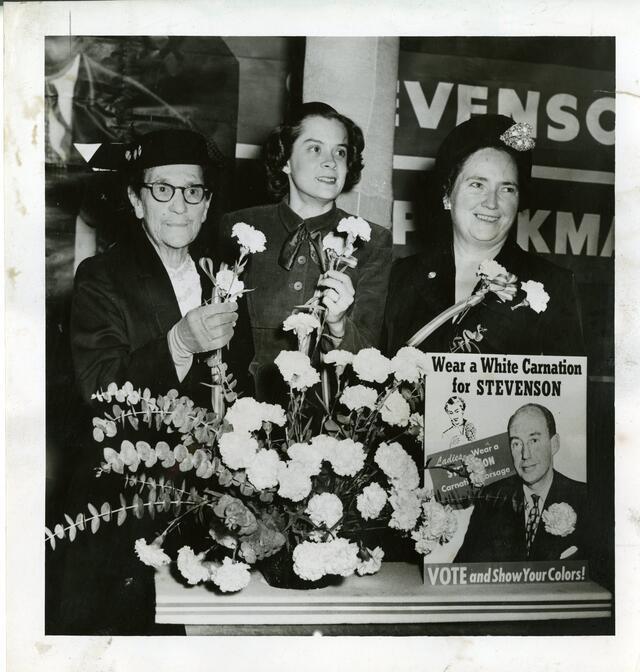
[173,301,238,354]
[316,269,355,339]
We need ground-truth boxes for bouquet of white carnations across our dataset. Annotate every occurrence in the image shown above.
[45,217,470,593]
[45,338,464,592]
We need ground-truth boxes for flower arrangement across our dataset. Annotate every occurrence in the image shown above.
[45,335,462,591]
[407,259,550,352]
[45,216,481,595]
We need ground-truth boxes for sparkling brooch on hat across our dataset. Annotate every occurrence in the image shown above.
[500,122,535,151]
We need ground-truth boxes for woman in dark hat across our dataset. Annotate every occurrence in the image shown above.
[58,129,248,635]
[383,114,584,356]
[71,128,248,405]
[219,102,392,401]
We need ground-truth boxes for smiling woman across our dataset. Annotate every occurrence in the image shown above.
[70,129,245,405]
[220,102,393,401]
[383,114,585,357]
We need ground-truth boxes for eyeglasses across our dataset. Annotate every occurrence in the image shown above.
[142,182,209,205]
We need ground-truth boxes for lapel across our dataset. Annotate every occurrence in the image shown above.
[507,481,527,559]
[530,470,565,560]
[494,237,528,277]
[414,241,455,317]
[129,226,206,337]
[482,477,527,561]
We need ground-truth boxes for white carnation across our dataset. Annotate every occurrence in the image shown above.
[291,541,326,581]
[225,397,265,434]
[218,431,259,470]
[134,538,171,568]
[388,488,422,531]
[292,538,359,581]
[283,313,321,337]
[391,346,430,383]
[310,434,341,460]
[542,502,577,537]
[246,449,282,489]
[323,349,354,368]
[340,384,378,411]
[176,546,211,585]
[231,221,266,254]
[375,441,419,490]
[305,493,343,529]
[260,402,286,427]
[521,279,550,314]
[211,556,252,592]
[277,460,313,501]
[215,269,245,301]
[356,546,384,576]
[420,500,458,543]
[225,397,286,434]
[288,441,324,476]
[352,348,392,383]
[322,538,360,577]
[356,482,388,520]
[275,351,321,390]
[337,216,371,242]
[477,259,508,280]
[380,390,411,427]
[325,438,366,476]
[322,232,347,256]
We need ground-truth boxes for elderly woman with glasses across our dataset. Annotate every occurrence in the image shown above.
[62,129,251,635]
[70,129,247,405]
[384,114,584,357]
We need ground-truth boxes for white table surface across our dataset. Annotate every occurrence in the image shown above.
[155,561,612,628]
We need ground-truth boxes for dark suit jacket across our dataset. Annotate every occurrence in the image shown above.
[62,225,253,634]
[455,471,588,563]
[220,201,392,401]
[383,237,585,357]
[71,224,252,406]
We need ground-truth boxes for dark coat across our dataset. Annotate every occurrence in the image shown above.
[70,224,252,405]
[383,237,585,357]
[455,471,588,563]
[220,201,392,400]
[60,224,253,634]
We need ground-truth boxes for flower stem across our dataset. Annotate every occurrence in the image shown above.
[406,292,485,347]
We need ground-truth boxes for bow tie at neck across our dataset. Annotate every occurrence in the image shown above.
[277,200,337,272]
[278,224,327,271]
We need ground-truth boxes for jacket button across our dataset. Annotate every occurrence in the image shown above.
[293,281,303,291]
[297,255,306,265]
[428,271,437,279]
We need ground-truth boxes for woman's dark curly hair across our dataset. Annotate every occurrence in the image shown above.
[264,101,365,201]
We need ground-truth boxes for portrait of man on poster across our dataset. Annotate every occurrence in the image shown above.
[455,403,587,563]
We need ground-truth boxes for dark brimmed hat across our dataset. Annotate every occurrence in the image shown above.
[435,114,535,208]
[76,128,221,172]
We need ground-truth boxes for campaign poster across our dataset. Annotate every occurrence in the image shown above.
[423,353,588,586]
